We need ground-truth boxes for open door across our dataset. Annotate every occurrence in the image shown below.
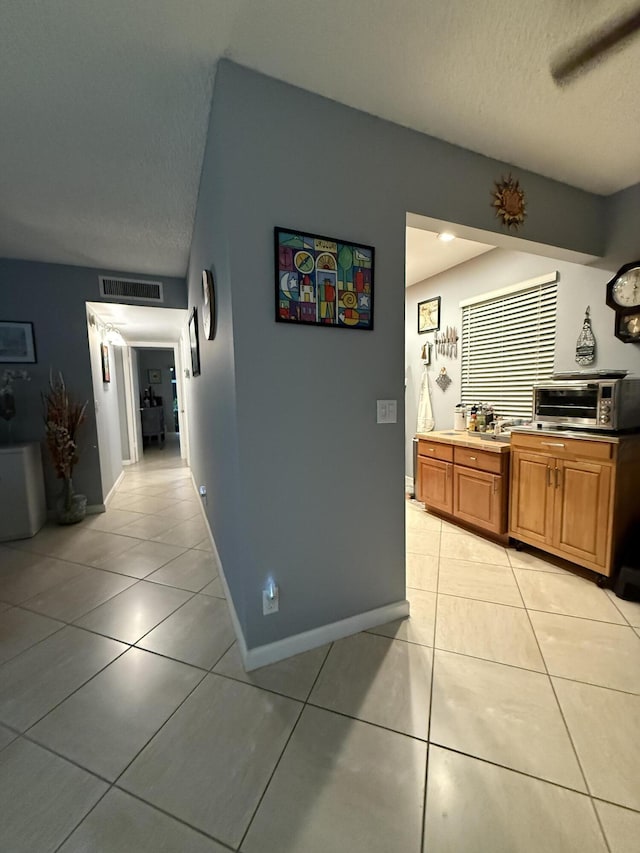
[122,346,142,464]
[175,336,190,465]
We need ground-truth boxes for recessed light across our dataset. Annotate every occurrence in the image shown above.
[437,232,455,242]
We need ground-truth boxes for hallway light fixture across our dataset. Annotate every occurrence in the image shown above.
[437,232,455,242]
[103,323,126,346]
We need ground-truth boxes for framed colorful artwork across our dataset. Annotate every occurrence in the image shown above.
[0,321,37,363]
[189,308,200,377]
[418,296,441,334]
[147,369,162,384]
[101,343,111,383]
[275,227,374,330]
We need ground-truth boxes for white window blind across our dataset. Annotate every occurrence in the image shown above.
[460,273,558,418]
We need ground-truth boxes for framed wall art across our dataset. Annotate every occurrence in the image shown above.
[418,297,441,334]
[101,343,111,383]
[189,308,200,377]
[0,321,37,363]
[275,227,374,330]
[147,369,162,384]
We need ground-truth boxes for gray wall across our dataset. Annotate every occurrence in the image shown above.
[86,311,123,497]
[602,182,640,270]
[0,258,186,507]
[137,348,176,433]
[186,61,606,653]
[405,247,640,475]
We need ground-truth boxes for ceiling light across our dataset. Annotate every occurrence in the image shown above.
[437,232,455,242]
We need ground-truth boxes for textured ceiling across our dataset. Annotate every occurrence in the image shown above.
[1,1,639,277]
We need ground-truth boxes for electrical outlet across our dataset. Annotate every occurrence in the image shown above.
[262,579,279,615]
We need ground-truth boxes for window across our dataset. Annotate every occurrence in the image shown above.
[460,272,558,418]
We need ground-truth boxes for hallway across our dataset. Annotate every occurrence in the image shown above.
[0,451,639,851]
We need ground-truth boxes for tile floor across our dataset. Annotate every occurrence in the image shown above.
[1,444,639,852]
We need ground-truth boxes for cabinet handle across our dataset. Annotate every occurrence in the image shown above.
[541,441,566,448]
[493,478,498,494]
[446,465,451,479]
[555,467,561,489]
[429,447,435,452]
[547,466,552,486]
[469,456,477,461]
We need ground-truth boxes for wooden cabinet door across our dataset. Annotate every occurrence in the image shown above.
[418,456,453,515]
[453,466,504,534]
[509,450,554,544]
[552,459,612,568]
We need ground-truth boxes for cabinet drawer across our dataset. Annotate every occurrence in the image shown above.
[511,433,613,462]
[454,446,503,475]
[418,440,453,462]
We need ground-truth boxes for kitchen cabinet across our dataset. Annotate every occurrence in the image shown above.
[510,431,640,577]
[416,436,509,537]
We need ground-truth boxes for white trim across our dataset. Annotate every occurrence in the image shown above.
[459,271,558,308]
[244,599,410,671]
[104,469,125,506]
[189,473,410,673]
[189,473,248,663]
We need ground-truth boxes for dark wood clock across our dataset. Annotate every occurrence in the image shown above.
[605,261,640,343]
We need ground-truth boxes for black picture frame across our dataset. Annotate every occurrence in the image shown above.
[417,296,441,334]
[275,226,375,330]
[189,308,200,377]
[0,320,37,363]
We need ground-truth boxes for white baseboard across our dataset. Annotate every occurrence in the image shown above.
[189,473,249,664]
[244,599,410,672]
[188,475,410,673]
[104,470,126,506]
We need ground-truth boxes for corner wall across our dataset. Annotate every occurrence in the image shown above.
[187,61,606,657]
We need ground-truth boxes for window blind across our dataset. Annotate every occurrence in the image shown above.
[460,274,558,419]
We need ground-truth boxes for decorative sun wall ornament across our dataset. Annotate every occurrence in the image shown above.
[491,173,527,230]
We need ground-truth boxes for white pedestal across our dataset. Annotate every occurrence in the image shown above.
[0,442,47,541]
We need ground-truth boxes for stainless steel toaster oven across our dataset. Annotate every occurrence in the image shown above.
[533,377,640,431]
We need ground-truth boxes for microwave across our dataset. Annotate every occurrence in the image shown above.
[533,378,640,432]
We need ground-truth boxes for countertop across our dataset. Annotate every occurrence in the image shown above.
[415,430,510,454]
[510,426,630,444]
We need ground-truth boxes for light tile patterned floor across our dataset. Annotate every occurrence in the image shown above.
[1,446,639,852]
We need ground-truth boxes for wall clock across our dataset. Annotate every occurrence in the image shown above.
[605,261,640,343]
[616,312,640,343]
[202,269,216,340]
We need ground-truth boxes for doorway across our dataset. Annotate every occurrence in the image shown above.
[85,302,190,505]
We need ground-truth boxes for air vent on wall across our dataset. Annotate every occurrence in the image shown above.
[98,275,164,303]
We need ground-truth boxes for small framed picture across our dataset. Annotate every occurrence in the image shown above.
[148,369,162,384]
[101,344,111,383]
[0,321,37,363]
[418,296,441,334]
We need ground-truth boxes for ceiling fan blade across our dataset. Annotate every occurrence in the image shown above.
[551,6,640,84]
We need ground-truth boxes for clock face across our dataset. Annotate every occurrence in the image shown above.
[201,270,215,340]
[612,266,640,307]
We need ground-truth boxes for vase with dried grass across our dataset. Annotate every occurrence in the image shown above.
[43,372,88,524]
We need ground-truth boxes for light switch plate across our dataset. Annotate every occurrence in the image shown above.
[377,400,397,423]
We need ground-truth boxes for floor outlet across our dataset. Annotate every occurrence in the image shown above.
[262,580,279,615]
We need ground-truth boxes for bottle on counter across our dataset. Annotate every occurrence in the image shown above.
[454,404,466,431]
